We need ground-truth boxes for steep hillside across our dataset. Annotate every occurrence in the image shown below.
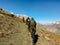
[0,9,60,45]
[0,9,32,45]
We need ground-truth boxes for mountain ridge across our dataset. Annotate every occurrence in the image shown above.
[43,20,60,35]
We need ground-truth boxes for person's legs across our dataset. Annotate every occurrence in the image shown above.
[31,29,36,44]
[31,30,35,39]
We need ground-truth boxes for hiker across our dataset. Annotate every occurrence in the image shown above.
[29,18,36,33]
[26,17,38,45]
[26,17,30,30]
[30,18,37,45]
[26,17,30,25]
[29,18,37,43]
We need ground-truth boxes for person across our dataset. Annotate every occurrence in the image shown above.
[29,18,36,32]
[26,17,30,25]
[26,17,38,45]
[26,17,30,31]
[29,18,37,44]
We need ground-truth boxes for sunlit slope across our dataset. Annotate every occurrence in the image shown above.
[0,9,60,45]
[36,24,60,45]
[0,9,32,45]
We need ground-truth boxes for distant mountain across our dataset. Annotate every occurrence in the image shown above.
[45,20,60,25]
[43,20,60,35]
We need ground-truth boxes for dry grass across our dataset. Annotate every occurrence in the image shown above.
[36,25,60,45]
[0,11,32,45]
[0,9,60,45]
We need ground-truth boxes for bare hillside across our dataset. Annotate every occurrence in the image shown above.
[0,9,60,45]
[0,9,32,45]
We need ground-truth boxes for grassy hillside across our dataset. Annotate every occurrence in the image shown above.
[0,9,60,45]
[0,9,32,45]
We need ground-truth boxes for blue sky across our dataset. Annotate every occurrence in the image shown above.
[0,0,60,24]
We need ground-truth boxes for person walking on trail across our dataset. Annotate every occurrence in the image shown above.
[29,18,36,33]
[26,17,30,31]
[26,17,38,45]
[29,18,37,44]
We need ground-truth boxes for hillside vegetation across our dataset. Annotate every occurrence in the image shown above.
[0,9,60,45]
[0,9,32,45]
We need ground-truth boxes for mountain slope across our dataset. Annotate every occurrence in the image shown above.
[0,9,60,45]
[0,9,32,45]
[43,20,60,35]
[36,24,60,45]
